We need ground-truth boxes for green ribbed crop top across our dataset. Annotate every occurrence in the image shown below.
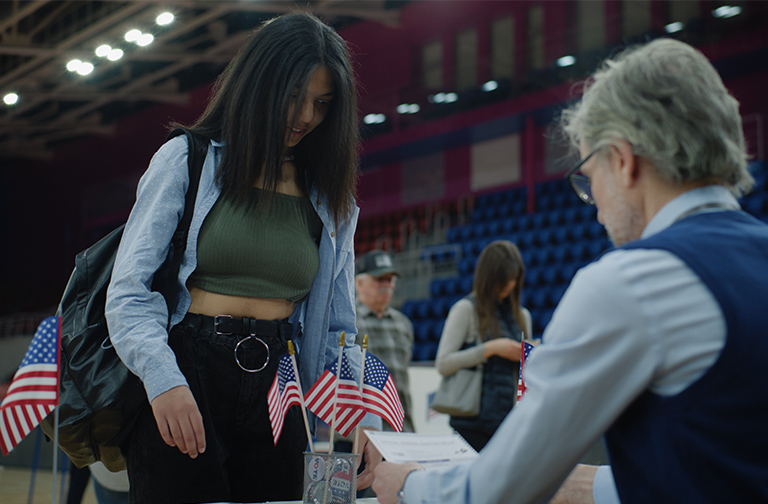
[188,188,323,303]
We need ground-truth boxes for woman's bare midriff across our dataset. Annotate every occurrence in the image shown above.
[188,286,295,321]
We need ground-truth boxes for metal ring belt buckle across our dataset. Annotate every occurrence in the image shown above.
[234,335,270,373]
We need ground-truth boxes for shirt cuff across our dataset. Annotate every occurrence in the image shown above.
[593,465,620,504]
[403,467,428,504]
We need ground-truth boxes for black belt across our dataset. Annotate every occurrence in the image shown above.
[187,313,292,343]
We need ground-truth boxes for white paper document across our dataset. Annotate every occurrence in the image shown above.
[365,431,478,470]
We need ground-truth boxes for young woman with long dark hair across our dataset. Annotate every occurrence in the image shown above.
[105,13,380,503]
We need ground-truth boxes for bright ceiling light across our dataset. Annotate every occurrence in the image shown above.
[3,93,19,105]
[482,80,499,92]
[76,62,94,75]
[665,22,684,33]
[557,55,576,67]
[363,113,386,125]
[397,103,421,114]
[107,48,124,61]
[713,5,742,18]
[443,92,458,103]
[95,44,112,57]
[125,29,142,42]
[66,59,83,72]
[156,12,175,26]
[136,33,154,47]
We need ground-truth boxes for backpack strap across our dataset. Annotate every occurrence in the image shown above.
[157,128,208,324]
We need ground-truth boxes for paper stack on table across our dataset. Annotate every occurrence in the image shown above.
[365,431,478,470]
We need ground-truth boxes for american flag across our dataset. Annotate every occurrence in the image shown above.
[304,350,365,437]
[516,341,535,401]
[267,353,303,445]
[0,316,60,456]
[362,353,404,432]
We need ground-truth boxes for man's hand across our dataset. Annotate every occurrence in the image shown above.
[150,385,206,458]
[356,428,383,490]
[549,464,598,504]
[372,461,424,504]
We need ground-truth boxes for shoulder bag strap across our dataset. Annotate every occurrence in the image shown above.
[158,128,208,324]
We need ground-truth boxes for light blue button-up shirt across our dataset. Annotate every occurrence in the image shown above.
[105,135,380,430]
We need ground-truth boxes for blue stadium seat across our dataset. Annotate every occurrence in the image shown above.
[571,242,588,262]
[547,209,566,227]
[443,277,459,296]
[586,221,606,240]
[526,267,542,286]
[432,320,445,340]
[553,226,569,244]
[532,248,552,267]
[458,257,475,275]
[587,240,608,259]
[561,207,579,224]
[552,244,572,264]
[534,229,555,247]
[487,219,502,237]
[529,288,550,309]
[400,300,416,319]
[460,225,475,241]
[561,262,580,283]
[550,284,569,306]
[416,320,433,342]
[430,278,445,298]
[412,342,432,361]
[459,274,474,294]
[446,226,462,243]
[415,300,431,320]
[499,217,518,235]
[430,298,450,318]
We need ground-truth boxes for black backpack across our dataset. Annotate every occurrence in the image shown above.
[40,128,208,470]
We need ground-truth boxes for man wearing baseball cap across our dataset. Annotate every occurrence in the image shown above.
[355,250,415,433]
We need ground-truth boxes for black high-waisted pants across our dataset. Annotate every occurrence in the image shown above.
[127,313,306,504]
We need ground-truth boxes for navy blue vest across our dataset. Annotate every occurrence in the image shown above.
[606,210,768,503]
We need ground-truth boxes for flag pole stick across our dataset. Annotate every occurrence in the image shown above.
[52,316,62,504]
[328,332,345,454]
[287,340,314,453]
[51,407,59,504]
[352,334,368,455]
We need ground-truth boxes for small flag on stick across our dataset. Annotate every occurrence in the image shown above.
[362,352,404,432]
[516,341,535,401]
[1,316,60,456]
[304,339,365,439]
[267,345,304,446]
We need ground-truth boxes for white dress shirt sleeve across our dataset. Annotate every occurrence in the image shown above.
[402,246,725,504]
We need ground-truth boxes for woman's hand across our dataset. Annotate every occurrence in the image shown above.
[150,385,206,458]
[483,338,522,361]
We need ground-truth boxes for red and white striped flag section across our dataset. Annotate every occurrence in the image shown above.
[304,349,365,438]
[516,341,535,401]
[267,352,303,445]
[362,353,404,432]
[1,316,60,456]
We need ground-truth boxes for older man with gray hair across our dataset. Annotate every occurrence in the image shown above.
[373,38,768,504]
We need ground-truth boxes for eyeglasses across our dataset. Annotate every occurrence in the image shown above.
[565,149,598,206]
